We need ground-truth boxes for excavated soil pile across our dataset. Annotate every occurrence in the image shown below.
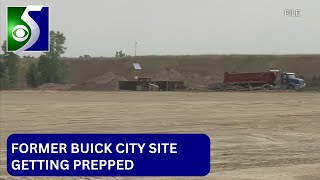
[152,69,184,81]
[37,83,76,91]
[70,72,127,91]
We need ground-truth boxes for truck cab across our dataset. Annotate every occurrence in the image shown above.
[280,72,306,89]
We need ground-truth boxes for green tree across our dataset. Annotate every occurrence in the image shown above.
[1,40,20,88]
[115,51,127,58]
[26,31,69,87]
[26,62,41,88]
[0,68,10,89]
[0,60,5,79]
[37,54,68,84]
[46,31,67,59]
[37,55,53,83]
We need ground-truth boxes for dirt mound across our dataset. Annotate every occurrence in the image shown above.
[183,74,216,88]
[152,69,184,81]
[70,72,127,90]
[37,83,75,91]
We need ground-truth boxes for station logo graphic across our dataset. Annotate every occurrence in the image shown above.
[7,6,50,53]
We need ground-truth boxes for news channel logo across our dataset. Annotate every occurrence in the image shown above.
[7,6,50,53]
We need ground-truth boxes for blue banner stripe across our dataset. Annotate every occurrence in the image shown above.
[7,134,210,176]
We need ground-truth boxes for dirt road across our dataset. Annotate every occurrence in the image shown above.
[1,91,320,180]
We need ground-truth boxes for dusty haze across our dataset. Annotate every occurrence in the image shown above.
[0,0,320,57]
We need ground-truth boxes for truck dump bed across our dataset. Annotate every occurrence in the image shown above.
[223,72,277,85]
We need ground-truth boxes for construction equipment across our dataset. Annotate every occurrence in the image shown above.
[119,78,184,91]
[121,62,184,91]
[135,77,159,91]
[212,70,306,91]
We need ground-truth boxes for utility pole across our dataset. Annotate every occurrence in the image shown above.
[134,41,137,57]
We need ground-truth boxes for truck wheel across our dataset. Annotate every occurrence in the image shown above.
[287,85,295,90]
[264,84,272,90]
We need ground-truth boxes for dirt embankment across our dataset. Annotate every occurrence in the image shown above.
[18,55,320,90]
[69,72,127,91]
[68,55,320,90]
[37,83,76,91]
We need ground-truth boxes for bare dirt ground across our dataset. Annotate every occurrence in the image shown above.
[1,91,320,180]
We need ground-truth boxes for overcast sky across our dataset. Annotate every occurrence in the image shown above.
[1,0,320,57]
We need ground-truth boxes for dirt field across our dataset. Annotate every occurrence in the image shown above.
[1,91,320,180]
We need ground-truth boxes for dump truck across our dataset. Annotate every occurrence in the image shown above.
[213,70,306,91]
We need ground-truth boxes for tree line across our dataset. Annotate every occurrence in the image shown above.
[0,31,69,89]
